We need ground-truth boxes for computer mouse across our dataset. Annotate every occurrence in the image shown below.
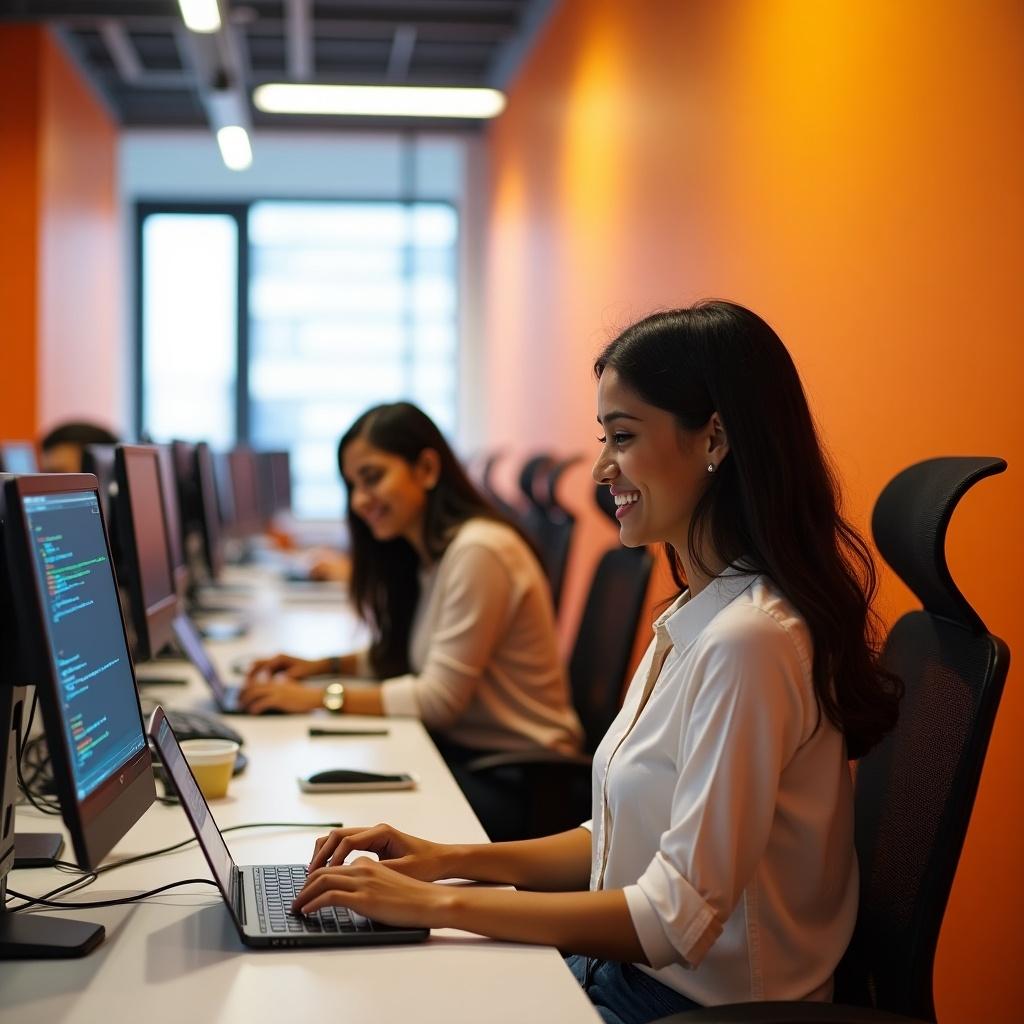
[306,769,392,784]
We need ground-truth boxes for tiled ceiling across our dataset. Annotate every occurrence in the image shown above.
[0,1,555,130]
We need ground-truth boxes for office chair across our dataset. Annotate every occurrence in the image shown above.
[479,450,521,523]
[466,484,654,837]
[652,456,1010,1024]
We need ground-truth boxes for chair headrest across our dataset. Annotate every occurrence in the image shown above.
[518,454,554,509]
[871,456,1007,632]
[546,454,583,508]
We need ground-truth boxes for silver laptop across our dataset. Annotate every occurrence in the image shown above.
[147,705,430,949]
[171,612,244,713]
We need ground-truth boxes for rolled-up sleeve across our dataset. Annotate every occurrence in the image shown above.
[380,543,514,728]
[626,612,808,969]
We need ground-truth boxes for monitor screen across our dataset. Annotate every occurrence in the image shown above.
[115,446,178,660]
[0,441,38,474]
[194,442,224,580]
[227,448,262,534]
[1,475,154,868]
[155,444,188,594]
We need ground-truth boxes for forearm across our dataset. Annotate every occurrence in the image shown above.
[438,885,647,962]
[442,827,592,892]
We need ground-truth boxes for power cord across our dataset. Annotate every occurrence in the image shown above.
[4,820,345,911]
[6,878,219,910]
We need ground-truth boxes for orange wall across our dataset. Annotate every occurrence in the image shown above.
[0,27,42,439]
[0,25,121,442]
[483,1,1023,1020]
[37,30,122,434]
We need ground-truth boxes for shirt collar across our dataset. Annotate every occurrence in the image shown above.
[654,565,759,652]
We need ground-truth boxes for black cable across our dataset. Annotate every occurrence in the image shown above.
[5,820,344,909]
[6,877,219,910]
[14,692,62,815]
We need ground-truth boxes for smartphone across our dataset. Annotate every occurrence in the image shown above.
[297,769,416,793]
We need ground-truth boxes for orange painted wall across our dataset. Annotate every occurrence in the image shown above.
[0,26,42,439]
[0,25,121,442]
[482,1,1023,1020]
[37,30,122,434]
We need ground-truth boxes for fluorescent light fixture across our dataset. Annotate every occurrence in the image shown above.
[253,83,507,119]
[178,0,221,34]
[216,126,252,171]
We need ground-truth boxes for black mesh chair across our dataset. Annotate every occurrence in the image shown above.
[653,456,1010,1024]
[466,484,654,837]
[517,452,580,613]
[479,450,521,523]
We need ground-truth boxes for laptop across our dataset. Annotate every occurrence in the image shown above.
[147,705,430,949]
[172,612,245,713]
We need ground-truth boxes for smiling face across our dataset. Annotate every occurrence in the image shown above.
[341,436,439,555]
[592,367,726,555]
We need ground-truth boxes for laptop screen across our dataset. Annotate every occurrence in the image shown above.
[150,711,236,906]
[171,614,228,701]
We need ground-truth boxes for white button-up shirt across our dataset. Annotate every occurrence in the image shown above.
[586,570,857,1005]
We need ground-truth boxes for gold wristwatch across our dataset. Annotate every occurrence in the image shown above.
[322,682,346,714]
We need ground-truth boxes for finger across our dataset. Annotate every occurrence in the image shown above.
[246,694,280,715]
[308,826,369,870]
[292,869,359,913]
[328,824,393,867]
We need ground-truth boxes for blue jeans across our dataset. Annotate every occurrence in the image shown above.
[566,955,701,1024]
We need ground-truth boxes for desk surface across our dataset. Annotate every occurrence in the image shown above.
[3,569,599,1023]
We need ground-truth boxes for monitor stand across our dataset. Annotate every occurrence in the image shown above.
[13,832,64,869]
[0,687,103,958]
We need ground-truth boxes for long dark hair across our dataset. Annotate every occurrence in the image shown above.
[595,301,901,758]
[340,402,518,679]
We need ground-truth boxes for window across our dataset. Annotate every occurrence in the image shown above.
[137,200,459,518]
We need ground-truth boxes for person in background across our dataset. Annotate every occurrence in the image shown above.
[238,401,583,839]
[285,302,902,1024]
[39,421,119,473]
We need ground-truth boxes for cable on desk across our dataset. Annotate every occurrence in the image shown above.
[5,821,346,909]
[15,691,62,816]
[6,877,220,910]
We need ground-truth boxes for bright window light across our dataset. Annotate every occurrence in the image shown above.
[178,0,221,33]
[253,83,506,120]
[217,126,252,171]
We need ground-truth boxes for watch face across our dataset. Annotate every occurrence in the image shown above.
[324,683,345,712]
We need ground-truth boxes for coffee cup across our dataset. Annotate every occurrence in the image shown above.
[180,738,239,800]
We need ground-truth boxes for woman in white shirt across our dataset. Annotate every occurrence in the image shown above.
[288,302,902,1023]
[238,401,583,838]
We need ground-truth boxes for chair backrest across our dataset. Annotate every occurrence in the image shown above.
[569,485,654,752]
[837,456,1010,1021]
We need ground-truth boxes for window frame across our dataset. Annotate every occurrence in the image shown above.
[133,196,461,457]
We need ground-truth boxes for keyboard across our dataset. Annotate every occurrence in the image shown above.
[160,709,247,775]
[163,708,243,745]
[253,864,371,935]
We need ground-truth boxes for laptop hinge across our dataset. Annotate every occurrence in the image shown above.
[232,866,247,925]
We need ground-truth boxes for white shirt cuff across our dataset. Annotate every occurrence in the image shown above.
[580,820,594,832]
[633,851,722,968]
[380,675,420,718]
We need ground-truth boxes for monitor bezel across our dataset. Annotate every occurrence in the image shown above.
[1,472,154,869]
[227,447,263,535]
[155,443,189,598]
[194,442,224,580]
[114,445,179,662]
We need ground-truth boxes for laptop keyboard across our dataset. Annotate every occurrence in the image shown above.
[253,865,371,935]
[164,708,244,745]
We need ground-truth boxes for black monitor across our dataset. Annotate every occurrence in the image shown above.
[256,450,291,519]
[81,444,117,523]
[226,447,263,535]
[0,442,38,474]
[155,444,189,598]
[194,442,224,581]
[113,446,178,662]
[0,473,155,955]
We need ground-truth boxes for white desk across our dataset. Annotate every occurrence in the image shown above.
[3,572,599,1023]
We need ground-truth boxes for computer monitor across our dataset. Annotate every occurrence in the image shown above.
[194,442,224,581]
[114,445,178,661]
[155,444,189,598]
[81,443,117,524]
[227,447,263,535]
[256,450,292,519]
[0,442,38,474]
[0,474,155,956]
